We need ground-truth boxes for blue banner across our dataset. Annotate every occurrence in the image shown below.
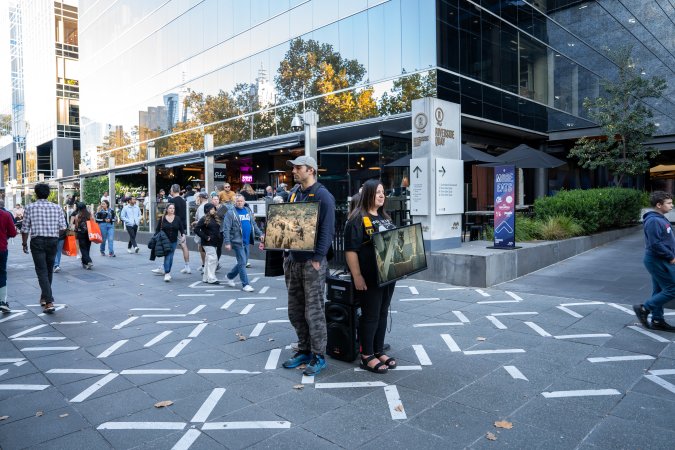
[493,165,516,248]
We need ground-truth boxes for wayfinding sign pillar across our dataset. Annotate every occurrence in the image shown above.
[410,98,463,251]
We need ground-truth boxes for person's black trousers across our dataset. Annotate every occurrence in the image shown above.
[126,225,138,249]
[356,282,395,355]
[77,235,92,266]
[29,236,58,302]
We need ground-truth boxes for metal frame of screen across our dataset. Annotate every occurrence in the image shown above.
[372,223,428,287]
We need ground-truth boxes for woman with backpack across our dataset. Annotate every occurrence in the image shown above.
[194,203,222,284]
[95,200,116,257]
[151,203,183,282]
[71,202,93,270]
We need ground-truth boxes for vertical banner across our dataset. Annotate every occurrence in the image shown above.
[493,165,516,248]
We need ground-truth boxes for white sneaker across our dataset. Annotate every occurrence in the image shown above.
[53,266,61,273]
[180,266,192,274]
[134,246,140,253]
[245,262,251,268]
[198,266,204,273]
[227,279,236,287]
[164,273,171,282]
[152,268,164,275]
[242,285,254,292]
[127,248,133,253]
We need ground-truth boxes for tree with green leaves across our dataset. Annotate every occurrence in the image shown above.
[0,114,10,135]
[569,47,667,186]
[378,70,437,115]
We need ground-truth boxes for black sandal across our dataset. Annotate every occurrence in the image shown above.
[360,355,388,374]
[375,353,397,369]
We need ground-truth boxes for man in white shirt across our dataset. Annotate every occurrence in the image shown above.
[120,197,141,253]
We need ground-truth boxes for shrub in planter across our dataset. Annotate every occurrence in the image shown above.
[538,216,584,240]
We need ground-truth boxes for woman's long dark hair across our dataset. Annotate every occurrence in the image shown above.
[347,179,390,221]
[75,202,90,225]
[203,203,221,226]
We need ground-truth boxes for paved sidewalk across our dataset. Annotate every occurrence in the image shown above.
[1,233,674,449]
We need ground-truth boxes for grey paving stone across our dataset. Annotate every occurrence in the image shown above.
[71,386,158,424]
[29,428,114,450]
[0,406,90,449]
[140,371,216,403]
[509,398,603,441]
[610,391,675,431]
[95,406,189,450]
[0,387,69,424]
[602,327,670,357]
[406,399,493,445]
[128,430,222,450]
[254,426,343,449]
[256,386,347,424]
[199,404,290,450]
[467,423,579,450]
[581,414,675,449]
[358,423,449,449]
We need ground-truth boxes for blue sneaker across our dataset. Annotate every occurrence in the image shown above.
[282,351,312,369]
[303,354,327,376]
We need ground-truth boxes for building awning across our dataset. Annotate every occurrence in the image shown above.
[116,166,145,176]
[208,133,303,157]
[162,157,204,168]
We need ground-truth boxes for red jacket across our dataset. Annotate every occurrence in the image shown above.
[0,209,17,251]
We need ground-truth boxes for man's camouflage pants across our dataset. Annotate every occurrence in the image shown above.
[284,258,328,355]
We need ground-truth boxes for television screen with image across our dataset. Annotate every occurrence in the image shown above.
[372,223,427,286]
[264,202,319,251]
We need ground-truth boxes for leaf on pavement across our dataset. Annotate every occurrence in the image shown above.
[394,404,404,412]
[236,332,247,341]
[35,411,44,417]
[293,384,304,390]
[486,432,497,441]
[494,420,513,429]
[154,400,174,408]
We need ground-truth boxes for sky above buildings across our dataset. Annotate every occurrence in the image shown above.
[0,1,11,115]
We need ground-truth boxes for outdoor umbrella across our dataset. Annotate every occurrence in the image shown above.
[481,144,566,169]
[384,145,500,167]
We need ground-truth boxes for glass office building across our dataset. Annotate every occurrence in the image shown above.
[77,0,674,204]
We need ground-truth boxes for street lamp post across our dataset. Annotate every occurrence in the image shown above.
[291,110,319,161]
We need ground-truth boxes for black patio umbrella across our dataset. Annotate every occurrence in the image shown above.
[384,145,500,167]
[481,144,566,169]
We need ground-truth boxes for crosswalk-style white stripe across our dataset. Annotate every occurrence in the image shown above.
[486,316,507,329]
[144,331,173,347]
[97,340,129,358]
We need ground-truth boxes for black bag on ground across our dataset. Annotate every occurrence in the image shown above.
[264,250,285,277]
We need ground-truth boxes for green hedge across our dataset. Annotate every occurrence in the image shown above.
[534,188,646,234]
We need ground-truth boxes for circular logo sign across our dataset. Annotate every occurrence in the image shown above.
[414,113,428,132]
[434,107,444,125]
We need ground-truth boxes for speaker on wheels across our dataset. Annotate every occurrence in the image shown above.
[325,301,360,362]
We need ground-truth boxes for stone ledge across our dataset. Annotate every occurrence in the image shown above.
[411,226,640,288]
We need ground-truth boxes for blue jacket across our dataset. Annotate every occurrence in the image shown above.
[643,210,675,261]
[222,205,262,247]
[288,182,335,263]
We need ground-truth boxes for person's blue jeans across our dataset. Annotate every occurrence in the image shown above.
[643,253,675,321]
[163,241,178,274]
[227,244,250,286]
[54,238,64,267]
[99,222,114,254]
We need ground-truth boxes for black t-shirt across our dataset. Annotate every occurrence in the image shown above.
[168,195,187,233]
[344,214,396,286]
[156,216,184,243]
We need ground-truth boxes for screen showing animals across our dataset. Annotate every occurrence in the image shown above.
[264,202,320,251]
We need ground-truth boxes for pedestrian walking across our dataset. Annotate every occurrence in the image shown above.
[95,200,115,257]
[222,194,263,292]
[195,203,222,284]
[168,184,192,274]
[12,203,24,231]
[634,191,675,332]
[121,196,141,253]
[192,192,209,273]
[344,179,398,373]
[280,156,335,376]
[21,183,67,313]
[151,203,183,282]
[0,203,17,313]
[71,202,94,270]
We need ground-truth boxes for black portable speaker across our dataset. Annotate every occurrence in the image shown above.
[326,272,356,305]
[325,301,360,362]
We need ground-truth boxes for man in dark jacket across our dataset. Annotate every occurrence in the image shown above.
[280,156,335,376]
[634,191,675,331]
[222,194,263,292]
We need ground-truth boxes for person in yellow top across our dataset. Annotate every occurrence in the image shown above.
[218,183,236,204]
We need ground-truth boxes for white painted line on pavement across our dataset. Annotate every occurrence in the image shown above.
[395,285,409,288]
[588,355,655,363]
[438,287,464,291]
[413,322,463,327]
[268,319,290,323]
[400,298,439,302]
[441,334,461,352]
[166,339,192,358]
[276,307,288,310]
[0,358,25,363]
[0,312,27,323]
[250,322,266,337]
[250,277,260,283]
[239,304,255,315]
[70,373,119,402]
[555,334,612,340]
[157,321,204,324]
[524,321,551,337]
[112,316,139,330]
[650,369,675,376]
[259,286,269,294]
[206,289,238,292]
[265,349,281,370]
[120,370,186,375]
[492,312,538,316]
[189,281,202,288]
[97,340,129,358]
[13,337,66,341]
[475,289,490,297]
[477,300,519,304]
[606,303,634,314]
[198,369,262,374]
[464,349,526,355]
[486,316,507,329]
[503,365,528,381]
[172,429,201,450]
[355,366,422,371]
[188,305,206,315]
[560,301,605,307]
[130,308,171,311]
[188,323,208,338]
[14,361,28,366]
[301,375,314,384]
[191,388,226,422]
[144,331,173,347]
[21,346,79,352]
[505,291,523,301]
[315,382,387,389]
[98,422,186,430]
[50,321,87,324]
[409,286,419,295]
[47,369,111,374]
[384,385,407,420]
[0,384,50,391]
[201,421,291,430]
[556,306,583,318]
[9,324,48,339]
[221,299,235,310]
[178,294,214,297]
[412,345,432,365]
[453,311,470,323]
[541,389,621,398]
[644,375,675,394]
[628,326,671,343]
[0,369,7,377]
[141,314,187,318]
[238,297,276,300]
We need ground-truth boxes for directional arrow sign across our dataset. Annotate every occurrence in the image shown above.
[413,166,422,178]
[410,158,429,215]
[438,166,446,176]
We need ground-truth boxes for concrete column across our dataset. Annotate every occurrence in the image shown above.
[303,111,318,161]
[204,134,214,194]
[534,168,547,199]
[108,157,116,210]
[147,143,157,232]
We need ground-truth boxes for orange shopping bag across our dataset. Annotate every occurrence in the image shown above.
[62,235,78,256]
[86,218,103,244]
